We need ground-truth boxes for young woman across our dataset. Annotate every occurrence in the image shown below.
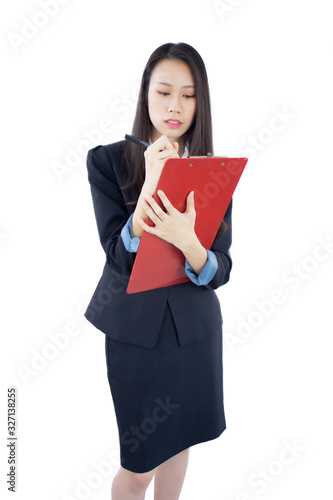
[84,42,232,500]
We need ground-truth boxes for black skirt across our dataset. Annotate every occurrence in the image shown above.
[105,301,226,473]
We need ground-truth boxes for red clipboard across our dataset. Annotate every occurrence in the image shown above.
[126,156,248,294]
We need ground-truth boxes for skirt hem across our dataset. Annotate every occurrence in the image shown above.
[119,424,227,474]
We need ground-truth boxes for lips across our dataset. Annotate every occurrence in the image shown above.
[165,120,182,124]
[164,119,183,128]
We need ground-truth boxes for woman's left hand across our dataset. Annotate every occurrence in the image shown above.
[136,190,197,252]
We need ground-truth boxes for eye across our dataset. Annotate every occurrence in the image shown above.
[184,94,196,99]
[157,91,170,96]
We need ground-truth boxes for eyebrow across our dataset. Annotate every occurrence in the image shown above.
[156,81,195,88]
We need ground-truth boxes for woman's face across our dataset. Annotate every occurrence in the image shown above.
[147,58,196,146]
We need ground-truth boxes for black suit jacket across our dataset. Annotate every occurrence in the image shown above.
[84,140,233,349]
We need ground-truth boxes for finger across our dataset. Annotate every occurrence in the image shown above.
[187,191,195,210]
[153,135,179,154]
[143,194,165,220]
[145,135,179,161]
[145,146,179,164]
[141,199,162,223]
[172,141,179,153]
[156,148,179,160]
[136,215,155,233]
[188,191,195,202]
[157,190,176,214]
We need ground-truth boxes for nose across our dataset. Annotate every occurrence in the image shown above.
[168,94,181,113]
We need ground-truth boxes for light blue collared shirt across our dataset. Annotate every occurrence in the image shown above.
[120,144,218,286]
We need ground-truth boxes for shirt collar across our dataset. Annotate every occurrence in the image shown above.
[182,143,189,158]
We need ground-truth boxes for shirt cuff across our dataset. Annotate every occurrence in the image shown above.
[120,213,141,253]
[185,249,218,286]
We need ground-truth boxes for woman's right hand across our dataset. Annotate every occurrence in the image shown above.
[144,135,180,191]
[132,135,180,238]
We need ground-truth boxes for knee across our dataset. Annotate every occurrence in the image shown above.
[121,466,156,491]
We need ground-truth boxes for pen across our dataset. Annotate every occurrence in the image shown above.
[125,134,150,148]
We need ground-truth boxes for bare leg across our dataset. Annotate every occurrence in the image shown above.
[153,448,190,500]
[111,465,156,500]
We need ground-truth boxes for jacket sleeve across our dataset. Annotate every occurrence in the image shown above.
[185,250,218,285]
[86,145,138,278]
[199,198,233,291]
[121,213,141,253]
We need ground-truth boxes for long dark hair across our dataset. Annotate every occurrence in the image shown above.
[120,42,227,236]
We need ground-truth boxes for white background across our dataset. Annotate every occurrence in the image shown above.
[1,0,332,499]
